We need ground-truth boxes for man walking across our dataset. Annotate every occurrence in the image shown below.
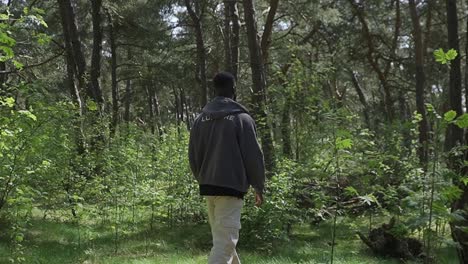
[189,72,265,264]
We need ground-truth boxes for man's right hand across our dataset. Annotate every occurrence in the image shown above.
[255,192,264,207]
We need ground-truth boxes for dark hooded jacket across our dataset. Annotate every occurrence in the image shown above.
[188,97,265,197]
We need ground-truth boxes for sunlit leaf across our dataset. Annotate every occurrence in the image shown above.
[444,110,457,122]
[446,49,458,61]
[455,114,468,128]
[433,48,446,64]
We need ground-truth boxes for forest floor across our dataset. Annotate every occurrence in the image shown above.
[0,211,458,264]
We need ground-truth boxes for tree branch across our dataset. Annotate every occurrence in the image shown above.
[0,51,65,74]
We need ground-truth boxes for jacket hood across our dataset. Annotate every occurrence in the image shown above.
[202,96,249,119]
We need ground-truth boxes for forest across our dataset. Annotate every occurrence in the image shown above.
[0,0,467,263]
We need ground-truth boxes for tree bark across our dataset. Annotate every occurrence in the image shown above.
[58,0,85,153]
[445,1,467,263]
[124,49,132,125]
[350,71,371,129]
[229,1,240,79]
[242,0,275,174]
[108,12,119,137]
[89,0,104,108]
[59,0,87,93]
[409,0,430,168]
[223,0,232,73]
[185,0,208,107]
[0,63,5,88]
[260,0,280,65]
[145,85,156,135]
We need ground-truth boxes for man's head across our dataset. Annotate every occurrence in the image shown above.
[213,72,236,99]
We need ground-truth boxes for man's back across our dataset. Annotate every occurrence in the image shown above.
[189,96,265,196]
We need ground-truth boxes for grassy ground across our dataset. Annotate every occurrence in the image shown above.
[0,213,458,264]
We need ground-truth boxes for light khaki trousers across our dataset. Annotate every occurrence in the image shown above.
[205,196,243,264]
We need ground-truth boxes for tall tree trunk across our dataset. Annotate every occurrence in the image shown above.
[242,0,275,174]
[58,0,85,153]
[124,49,132,125]
[350,71,371,129]
[0,62,6,88]
[278,64,292,158]
[409,0,430,168]
[58,0,87,217]
[59,0,87,93]
[281,96,292,158]
[145,85,156,135]
[185,0,207,107]
[260,0,280,65]
[223,0,232,73]
[89,0,104,108]
[229,1,240,79]
[445,1,467,263]
[108,12,119,137]
[465,16,468,123]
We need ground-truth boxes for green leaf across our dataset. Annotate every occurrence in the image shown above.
[87,101,98,111]
[12,60,23,70]
[2,97,15,107]
[446,49,458,61]
[0,46,14,61]
[15,234,24,243]
[36,33,51,45]
[425,103,435,113]
[0,32,15,46]
[32,7,46,15]
[455,114,468,128]
[18,110,37,121]
[461,177,468,186]
[0,14,9,20]
[359,194,378,206]
[442,185,463,202]
[336,137,353,150]
[433,48,447,64]
[444,110,457,122]
[344,186,359,196]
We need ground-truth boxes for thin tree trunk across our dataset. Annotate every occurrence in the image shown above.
[445,1,467,263]
[278,63,292,158]
[89,0,104,108]
[0,62,6,88]
[58,0,86,217]
[151,81,163,136]
[465,17,468,123]
[58,0,85,153]
[145,85,156,135]
[60,0,87,93]
[108,12,119,137]
[260,0,280,65]
[242,0,275,174]
[281,96,292,158]
[409,0,429,168]
[223,0,232,73]
[124,49,132,125]
[350,71,371,129]
[185,0,207,107]
[229,1,240,79]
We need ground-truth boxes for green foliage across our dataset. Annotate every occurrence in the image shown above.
[241,159,303,250]
[433,48,458,65]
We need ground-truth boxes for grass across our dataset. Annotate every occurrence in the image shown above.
[0,212,458,264]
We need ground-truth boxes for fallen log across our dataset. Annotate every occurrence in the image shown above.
[357,217,425,260]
